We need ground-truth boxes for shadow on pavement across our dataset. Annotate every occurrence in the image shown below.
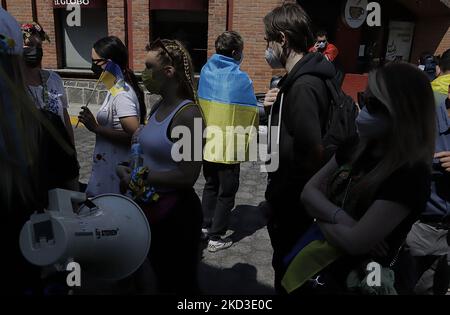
[198,262,274,295]
[228,203,269,243]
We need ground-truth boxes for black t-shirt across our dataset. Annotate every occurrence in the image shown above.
[335,140,431,261]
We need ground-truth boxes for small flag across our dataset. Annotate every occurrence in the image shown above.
[281,224,342,293]
[100,61,127,96]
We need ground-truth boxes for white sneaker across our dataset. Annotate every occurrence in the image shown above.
[207,238,233,253]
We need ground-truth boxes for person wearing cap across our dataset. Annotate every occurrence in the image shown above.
[0,8,79,294]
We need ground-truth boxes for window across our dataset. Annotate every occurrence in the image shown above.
[151,9,208,73]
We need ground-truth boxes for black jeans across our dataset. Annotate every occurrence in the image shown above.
[202,161,240,241]
[267,198,313,294]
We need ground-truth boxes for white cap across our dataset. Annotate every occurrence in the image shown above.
[0,8,23,55]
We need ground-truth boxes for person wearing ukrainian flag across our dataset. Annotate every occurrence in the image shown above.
[78,36,147,197]
[198,31,259,252]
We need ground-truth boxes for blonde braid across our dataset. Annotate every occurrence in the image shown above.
[181,48,198,104]
[164,40,198,104]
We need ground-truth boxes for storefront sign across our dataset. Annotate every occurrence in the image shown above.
[53,0,106,9]
[343,0,368,29]
[342,0,381,28]
[385,21,415,62]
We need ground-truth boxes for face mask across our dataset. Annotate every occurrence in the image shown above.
[317,41,327,50]
[355,106,390,139]
[265,47,284,69]
[23,46,43,68]
[142,68,163,95]
[91,62,104,78]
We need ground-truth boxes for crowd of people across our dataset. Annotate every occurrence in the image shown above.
[1,2,449,296]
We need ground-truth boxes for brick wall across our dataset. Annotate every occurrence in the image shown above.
[207,0,227,58]
[207,0,296,93]
[36,0,58,69]
[5,0,33,24]
[3,0,449,94]
[131,0,150,70]
[107,0,126,43]
[233,0,285,93]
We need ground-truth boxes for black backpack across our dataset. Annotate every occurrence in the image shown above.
[322,78,359,161]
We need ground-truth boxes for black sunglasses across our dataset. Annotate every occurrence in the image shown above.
[92,58,107,65]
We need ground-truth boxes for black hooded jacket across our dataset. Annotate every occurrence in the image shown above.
[265,52,336,206]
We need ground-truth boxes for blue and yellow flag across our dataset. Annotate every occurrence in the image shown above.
[281,224,342,293]
[198,54,258,164]
[100,61,127,97]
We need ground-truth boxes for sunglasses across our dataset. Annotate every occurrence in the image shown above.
[92,58,107,65]
[148,38,175,63]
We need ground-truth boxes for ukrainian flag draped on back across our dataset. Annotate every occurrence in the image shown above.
[198,54,258,164]
[100,60,128,97]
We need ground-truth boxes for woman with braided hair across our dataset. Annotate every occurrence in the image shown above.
[117,39,205,294]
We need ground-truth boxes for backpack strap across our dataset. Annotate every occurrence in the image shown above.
[324,78,343,105]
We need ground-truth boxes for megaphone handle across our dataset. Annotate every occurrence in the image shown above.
[83,199,98,210]
[70,191,87,204]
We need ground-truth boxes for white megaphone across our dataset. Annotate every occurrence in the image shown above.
[20,189,151,281]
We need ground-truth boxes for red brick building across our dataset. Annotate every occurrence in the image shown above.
[1,0,449,98]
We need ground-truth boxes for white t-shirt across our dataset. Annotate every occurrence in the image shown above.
[27,70,68,125]
[86,83,140,197]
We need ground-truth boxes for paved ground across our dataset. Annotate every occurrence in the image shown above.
[74,126,275,295]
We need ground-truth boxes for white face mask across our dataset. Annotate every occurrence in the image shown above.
[265,47,284,69]
[355,106,390,139]
[317,41,327,49]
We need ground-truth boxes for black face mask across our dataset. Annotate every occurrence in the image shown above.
[91,63,104,78]
[23,47,43,68]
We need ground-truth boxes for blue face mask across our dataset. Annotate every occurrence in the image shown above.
[355,106,390,139]
[265,47,284,69]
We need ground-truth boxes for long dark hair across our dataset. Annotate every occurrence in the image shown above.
[349,63,435,214]
[93,36,147,123]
